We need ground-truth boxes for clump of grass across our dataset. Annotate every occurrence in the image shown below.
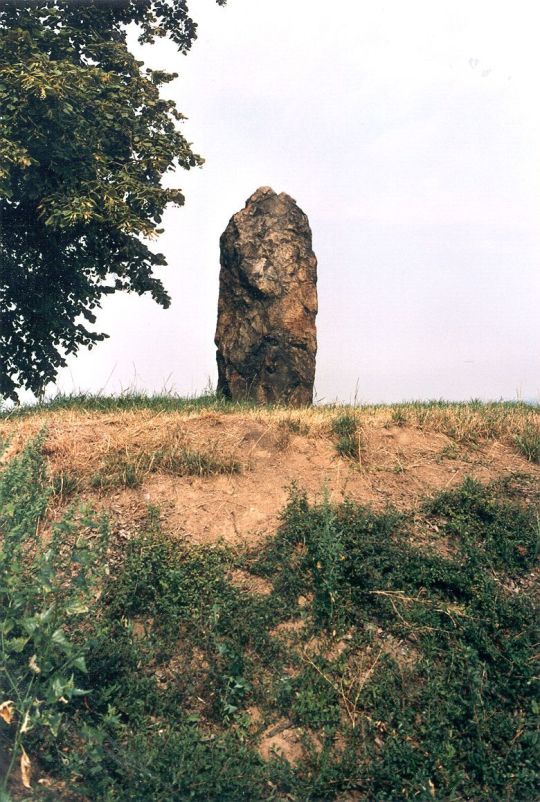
[275,417,310,450]
[331,413,360,459]
[90,444,241,490]
[436,441,462,462]
[514,422,540,463]
[279,417,310,436]
[390,406,409,427]
[51,469,82,499]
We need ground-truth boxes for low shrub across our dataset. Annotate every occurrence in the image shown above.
[1,438,538,801]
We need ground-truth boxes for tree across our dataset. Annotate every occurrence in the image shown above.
[0,0,226,401]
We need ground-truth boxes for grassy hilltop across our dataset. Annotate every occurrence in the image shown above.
[0,396,539,801]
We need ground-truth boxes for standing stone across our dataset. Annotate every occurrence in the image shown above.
[215,187,318,406]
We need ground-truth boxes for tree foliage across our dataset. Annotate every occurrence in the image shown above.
[0,0,225,401]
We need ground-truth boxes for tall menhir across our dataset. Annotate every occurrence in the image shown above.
[215,187,318,406]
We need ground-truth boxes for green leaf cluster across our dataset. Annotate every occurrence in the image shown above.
[0,1,224,400]
[0,436,108,796]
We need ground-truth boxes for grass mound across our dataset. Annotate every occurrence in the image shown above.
[1,439,539,800]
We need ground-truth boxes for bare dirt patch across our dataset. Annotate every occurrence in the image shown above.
[228,569,273,596]
[1,408,538,548]
[259,721,305,763]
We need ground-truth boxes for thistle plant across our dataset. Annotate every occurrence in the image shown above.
[0,436,107,798]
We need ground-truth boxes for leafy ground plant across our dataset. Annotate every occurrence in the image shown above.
[1,438,539,800]
[0,437,107,800]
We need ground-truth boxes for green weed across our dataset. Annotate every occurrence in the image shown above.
[278,418,310,436]
[50,469,81,499]
[426,475,540,573]
[390,406,409,426]
[0,438,108,799]
[514,422,540,463]
[246,481,540,799]
[331,414,360,459]
[1,438,539,801]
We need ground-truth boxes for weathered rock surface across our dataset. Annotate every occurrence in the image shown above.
[215,187,318,406]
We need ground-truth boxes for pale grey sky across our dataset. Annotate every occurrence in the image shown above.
[54,0,540,403]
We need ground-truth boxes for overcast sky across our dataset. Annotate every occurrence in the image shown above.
[54,0,540,403]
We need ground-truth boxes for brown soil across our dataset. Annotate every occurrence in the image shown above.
[1,408,538,547]
[258,721,305,763]
[2,405,538,777]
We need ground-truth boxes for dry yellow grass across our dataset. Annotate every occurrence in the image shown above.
[386,402,540,444]
[1,401,538,480]
[0,398,538,547]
